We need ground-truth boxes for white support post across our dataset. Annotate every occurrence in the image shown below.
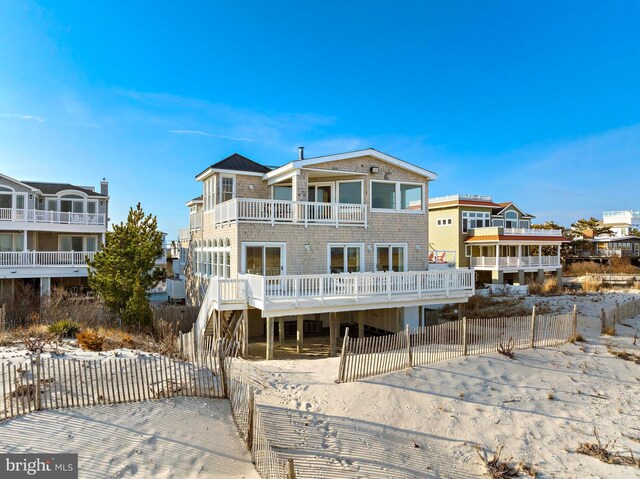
[23,230,27,252]
[495,244,500,269]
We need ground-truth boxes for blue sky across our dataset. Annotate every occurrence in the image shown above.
[1,1,639,235]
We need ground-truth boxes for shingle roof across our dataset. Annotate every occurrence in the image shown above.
[197,153,271,177]
[429,199,502,208]
[22,181,107,197]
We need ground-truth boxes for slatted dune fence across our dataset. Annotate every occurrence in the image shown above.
[338,308,578,383]
[600,298,640,334]
[1,352,225,422]
[224,357,292,479]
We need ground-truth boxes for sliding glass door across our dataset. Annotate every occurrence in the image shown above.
[244,244,285,276]
[375,244,407,272]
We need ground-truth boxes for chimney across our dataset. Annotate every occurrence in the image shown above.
[100,178,109,196]
[298,146,304,160]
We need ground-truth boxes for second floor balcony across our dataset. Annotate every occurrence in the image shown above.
[470,255,561,269]
[0,208,106,229]
[0,250,96,278]
[212,198,368,228]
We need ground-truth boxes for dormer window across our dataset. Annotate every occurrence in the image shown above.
[504,211,518,228]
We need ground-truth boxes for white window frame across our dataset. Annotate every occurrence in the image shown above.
[465,245,472,257]
[271,184,293,201]
[241,242,287,275]
[220,175,236,204]
[58,235,98,252]
[369,180,425,214]
[436,218,452,226]
[336,180,364,205]
[374,243,408,272]
[326,243,365,273]
[307,182,334,203]
[504,210,518,228]
[519,219,530,229]
[461,211,491,233]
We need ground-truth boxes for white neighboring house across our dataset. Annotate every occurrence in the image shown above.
[602,210,640,237]
[0,173,109,297]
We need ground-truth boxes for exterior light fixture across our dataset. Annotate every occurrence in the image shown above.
[367,244,373,252]
[370,166,380,174]
[248,184,255,191]
[304,244,311,252]
[416,244,421,251]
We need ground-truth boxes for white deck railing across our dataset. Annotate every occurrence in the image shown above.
[0,251,96,267]
[503,228,563,236]
[0,208,105,226]
[470,256,560,268]
[212,198,367,228]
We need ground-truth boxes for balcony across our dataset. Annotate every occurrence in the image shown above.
[212,198,367,228]
[470,256,560,270]
[196,269,474,323]
[0,208,106,232]
[0,251,96,278]
[503,228,563,236]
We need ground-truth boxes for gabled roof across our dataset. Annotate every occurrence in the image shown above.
[22,181,106,197]
[196,153,271,179]
[0,173,40,192]
[264,148,438,183]
[492,201,534,218]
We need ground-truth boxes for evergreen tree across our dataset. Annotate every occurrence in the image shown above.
[570,217,614,238]
[122,276,154,329]
[88,203,166,319]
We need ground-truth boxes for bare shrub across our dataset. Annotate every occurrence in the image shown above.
[608,347,640,364]
[569,333,585,343]
[77,330,105,352]
[634,281,640,290]
[20,326,53,352]
[451,295,532,319]
[540,277,560,295]
[603,326,616,336]
[476,446,522,478]
[608,257,640,275]
[581,276,601,292]
[567,261,605,276]
[576,428,640,468]
[527,281,542,295]
[498,337,515,359]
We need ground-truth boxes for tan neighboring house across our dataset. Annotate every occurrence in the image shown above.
[183,149,475,359]
[428,194,567,285]
[0,173,109,298]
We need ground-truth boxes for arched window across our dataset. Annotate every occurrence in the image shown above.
[504,211,518,228]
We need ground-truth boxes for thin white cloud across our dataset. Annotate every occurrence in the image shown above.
[168,129,257,143]
[0,113,45,122]
[59,121,102,128]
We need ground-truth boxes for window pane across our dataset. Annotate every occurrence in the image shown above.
[245,247,263,274]
[71,237,83,251]
[225,252,231,278]
[372,182,395,209]
[73,201,84,213]
[347,247,361,272]
[330,247,345,273]
[392,247,405,272]
[0,234,12,251]
[265,247,281,276]
[338,182,361,204]
[222,177,234,202]
[86,237,97,252]
[47,199,57,211]
[15,195,25,209]
[87,202,96,214]
[401,184,422,210]
[60,200,72,213]
[15,234,24,251]
[0,194,12,209]
[376,247,390,271]
[273,186,292,201]
[60,237,72,251]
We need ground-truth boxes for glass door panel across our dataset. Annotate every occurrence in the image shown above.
[376,247,390,272]
[330,247,345,273]
[392,247,405,272]
[265,247,282,276]
[346,247,361,272]
[245,246,263,275]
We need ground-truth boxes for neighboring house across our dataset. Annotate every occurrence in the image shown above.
[184,149,475,359]
[602,210,640,237]
[568,235,640,264]
[0,173,109,298]
[428,194,568,285]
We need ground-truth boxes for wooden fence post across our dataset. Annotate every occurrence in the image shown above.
[179,331,184,360]
[530,305,537,348]
[35,349,41,410]
[337,327,349,383]
[246,387,255,451]
[462,317,468,356]
[217,340,227,398]
[286,459,296,479]
[572,304,578,340]
[600,309,606,334]
[405,324,412,368]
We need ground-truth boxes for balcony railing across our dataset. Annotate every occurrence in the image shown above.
[0,251,96,267]
[178,227,190,242]
[470,256,560,268]
[503,228,563,236]
[212,198,367,228]
[0,208,105,226]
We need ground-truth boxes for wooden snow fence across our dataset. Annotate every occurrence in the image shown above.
[337,306,578,383]
[1,349,225,422]
[600,298,640,335]
[152,305,199,339]
[224,357,297,479]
